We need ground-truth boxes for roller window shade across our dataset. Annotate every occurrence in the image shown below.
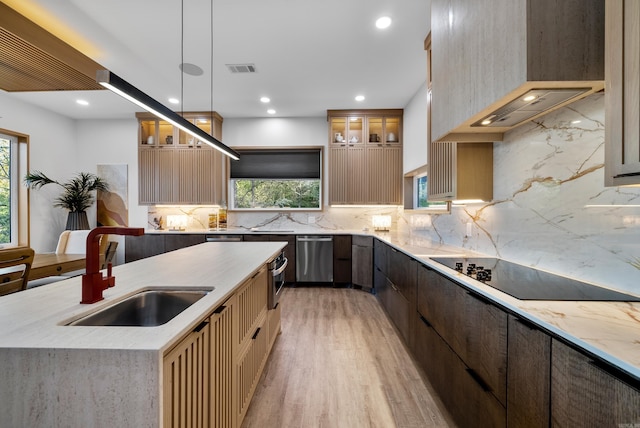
[230,149,321,179]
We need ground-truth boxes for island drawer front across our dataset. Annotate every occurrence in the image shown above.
[163,323,211,428]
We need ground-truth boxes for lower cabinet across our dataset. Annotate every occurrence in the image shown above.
[163,316,213,428]
[415,263,507,425]
[374,242,416,347]
[235,267,269,424]
[351,235,373,291]
[333,235,352,285]
[162,265,274,428]
[507,315,551,427]
[414,315,506,428]
[243,234,296,284]
[125,234,205,263]
[551,338,640,426]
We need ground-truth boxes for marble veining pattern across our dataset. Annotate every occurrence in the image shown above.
[405,93,640,296]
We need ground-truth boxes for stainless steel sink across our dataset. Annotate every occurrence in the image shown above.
[68,288,213,327]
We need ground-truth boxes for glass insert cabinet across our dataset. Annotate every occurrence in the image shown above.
[136,111,226,205]
[328,109,403,205]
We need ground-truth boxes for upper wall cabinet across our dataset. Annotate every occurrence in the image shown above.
[430,0,605,143]
[137,111,226,205]
[328,109,403,205]
[604,0,640,186]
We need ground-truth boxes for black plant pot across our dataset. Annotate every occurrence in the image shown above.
[66,211,90,230]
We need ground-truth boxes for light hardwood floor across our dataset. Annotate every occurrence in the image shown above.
[241,286,456,428]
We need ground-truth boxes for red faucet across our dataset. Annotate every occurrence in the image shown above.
[81,226,145,304]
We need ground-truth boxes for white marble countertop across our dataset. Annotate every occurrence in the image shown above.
[0,241,285,352]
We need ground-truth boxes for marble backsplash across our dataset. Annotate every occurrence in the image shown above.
[147,93,640,295]
[405,93,640,295]
[147,205,403,234]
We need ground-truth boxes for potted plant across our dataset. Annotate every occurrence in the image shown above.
[24,171,109,230]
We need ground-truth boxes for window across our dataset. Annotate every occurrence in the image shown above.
[229,148,322,210]
[0,131,29,248]
[414,173,449,212]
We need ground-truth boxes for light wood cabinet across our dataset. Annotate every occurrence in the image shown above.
[551,338,640,426]
[430,0,604,143]
[136,111,226,205]
[428,141,493,202]
[163,299,235,428]
[351,235,373,291]
[605,0,640,186]
[163,317,211,428]
[163,264,272,428]
[425,36,493,203]
[328,109,403,205]
[235,267,269,425]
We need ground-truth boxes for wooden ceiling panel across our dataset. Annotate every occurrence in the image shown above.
[0,2,105,92]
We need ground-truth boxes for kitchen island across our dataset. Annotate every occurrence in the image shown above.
[0,241,285,428]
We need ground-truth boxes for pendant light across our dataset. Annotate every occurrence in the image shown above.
[97,1,239,161]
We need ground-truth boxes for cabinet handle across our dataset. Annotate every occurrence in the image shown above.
[252,327,262,340]
[514,316,539,331]
[213,305,226,314]
[466,291,493,306]
[193,321,209,333]
[466,368,491,392]
[419,315,432,327]
[388,280,399,292]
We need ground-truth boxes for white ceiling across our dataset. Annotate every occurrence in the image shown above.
[3,0,430,120]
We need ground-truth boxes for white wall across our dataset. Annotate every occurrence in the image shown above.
[401,82,428,173]
[0,91,79,252]
[223,117,328,204]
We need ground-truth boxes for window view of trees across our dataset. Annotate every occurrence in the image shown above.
[0,138,11,244]
[232,179,320,209]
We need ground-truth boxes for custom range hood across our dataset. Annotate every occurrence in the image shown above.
[431,0,605,143]
[470,88,592,129]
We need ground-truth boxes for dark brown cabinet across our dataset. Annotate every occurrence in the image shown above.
[373,241,416,346]
[351,235,373,291]
[125,234,206,262]
[333,235,352,285]
[507,315,551,428]
[414,314,506,428]
[243,234,296,284]
[551,338,640,426]
[416,263,507,425]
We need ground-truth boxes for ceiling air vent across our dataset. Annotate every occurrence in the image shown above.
[226,63,257,73]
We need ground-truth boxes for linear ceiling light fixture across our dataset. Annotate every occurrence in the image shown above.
[96,69,240,160]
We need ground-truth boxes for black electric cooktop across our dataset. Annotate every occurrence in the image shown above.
[430,257,640,302]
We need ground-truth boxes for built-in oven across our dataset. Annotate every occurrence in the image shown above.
[268,251,288,310]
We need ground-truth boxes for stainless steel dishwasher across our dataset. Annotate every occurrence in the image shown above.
[296,235,333,282]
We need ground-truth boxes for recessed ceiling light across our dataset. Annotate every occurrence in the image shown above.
[355,95,365,102]
[260,97,271,103]
[267,109,276,115]
[375,16,392,29]
[523,94,537,102]
[168,97,180,104]
[76,99,89,106]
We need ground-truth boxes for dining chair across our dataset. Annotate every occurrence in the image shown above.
[0,247,35,296]
[27,230,108,289]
